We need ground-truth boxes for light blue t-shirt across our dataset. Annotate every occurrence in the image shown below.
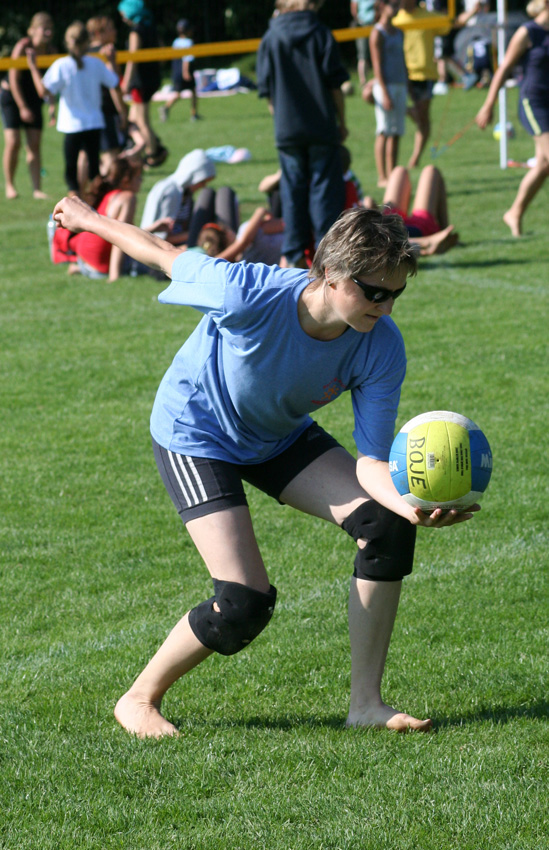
[150,252,406,464]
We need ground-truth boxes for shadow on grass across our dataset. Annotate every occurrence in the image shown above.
[425,698,549,730]
[170,699,548,734]
[170,713,347,732]
[420,255,531,272]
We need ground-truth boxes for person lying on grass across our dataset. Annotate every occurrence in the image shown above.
[362,164,460,256]
[52,193,479,738]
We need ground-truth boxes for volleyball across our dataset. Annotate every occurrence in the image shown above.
[389,411,492,511]
[493,122,515,140]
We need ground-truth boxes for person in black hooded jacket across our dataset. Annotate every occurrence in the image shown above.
[257,0,350,267]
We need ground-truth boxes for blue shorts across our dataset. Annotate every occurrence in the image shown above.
[519,97,549,137]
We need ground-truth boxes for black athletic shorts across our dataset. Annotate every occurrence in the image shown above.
[0,87,43,130]
[153,421,342,523]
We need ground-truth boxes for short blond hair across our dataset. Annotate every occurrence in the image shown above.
[309,207,418,285]
[28,12,54,35]
[526,0,546,17]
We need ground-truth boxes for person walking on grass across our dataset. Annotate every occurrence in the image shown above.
[159,19,200,124]
[1,12,56,200]
[52,192,479,739]
[475,0,549,236]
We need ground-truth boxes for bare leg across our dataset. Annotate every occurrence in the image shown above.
[114,615,213,738]
[346,578,432,731]
[414,224,458,255]
[412,164,449,228]
[3,128,21,199]
[382,165,412,213]
[358,58,367,89]
[161,92,181,119]
[408,99,431,169]
[503,133,549,237]
[280,448,431,731]
[385,135,399,180]
[130,102,159,157]
[24,128,47,198]
[77,149,88,196]
[375,134,388,187]
[190,90,199,119]
[114,505,270,737]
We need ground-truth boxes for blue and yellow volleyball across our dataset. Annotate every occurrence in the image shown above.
[389,411,492,511]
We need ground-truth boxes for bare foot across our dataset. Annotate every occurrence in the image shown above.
[6,186,18,200]
[33,189,49,200]
[67,263,81,276]
[114,692,179,738]
[503,209,521,237]
[377,179,388,188]
[346,702,432,733]
[419,225,459,256]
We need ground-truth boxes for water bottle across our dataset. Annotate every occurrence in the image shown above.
[47,214,57,261]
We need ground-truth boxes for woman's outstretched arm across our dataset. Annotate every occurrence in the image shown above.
[53,195,181,278]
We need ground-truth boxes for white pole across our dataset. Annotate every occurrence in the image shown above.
[497,0,508,169]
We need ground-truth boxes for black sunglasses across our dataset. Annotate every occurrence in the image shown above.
[350,276,407,303]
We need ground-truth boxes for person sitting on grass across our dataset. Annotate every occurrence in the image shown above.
[139,149,216,246]
[194,207,285,265]
[51,193,479,739]
[363,164,459,255]
[184,184,285,265]
[52,157,172,281]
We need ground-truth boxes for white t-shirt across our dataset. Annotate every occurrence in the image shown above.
[43,55,119,133]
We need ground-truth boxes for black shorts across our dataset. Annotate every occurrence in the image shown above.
[408,80,434,104]
[171,61,196,92]
[153,421,342,523]
[100,114,125,151]
[0,87,43,130]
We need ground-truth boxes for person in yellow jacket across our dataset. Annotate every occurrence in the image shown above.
[393,0,450,167]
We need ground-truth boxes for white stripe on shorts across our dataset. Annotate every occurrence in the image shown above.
[167,451,194,507]
[167,451,209,507]
[185,456,208,502]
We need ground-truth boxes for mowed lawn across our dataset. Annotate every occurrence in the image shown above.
[1,78,547,849]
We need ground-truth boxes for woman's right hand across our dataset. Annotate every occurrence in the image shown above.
[53,196,99,234]
[25,47,37,66]
[475,103,493,130]
[19,105,35,124]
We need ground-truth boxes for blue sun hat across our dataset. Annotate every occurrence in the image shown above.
[118,0,153,25]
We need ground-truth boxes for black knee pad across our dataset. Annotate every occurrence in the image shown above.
[188,579,277,656]
[341,501,416,582]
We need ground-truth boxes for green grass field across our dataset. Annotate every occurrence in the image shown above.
[1,81,548,849]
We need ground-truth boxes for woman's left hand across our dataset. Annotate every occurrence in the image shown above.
[412,504,481,528]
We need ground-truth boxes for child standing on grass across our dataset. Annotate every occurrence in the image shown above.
[369,0,408,187]
[52,193,479,739]
[159,20,200,124]
[392,0,451,168]
[27,21,126,195]
[1,12,56,200]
